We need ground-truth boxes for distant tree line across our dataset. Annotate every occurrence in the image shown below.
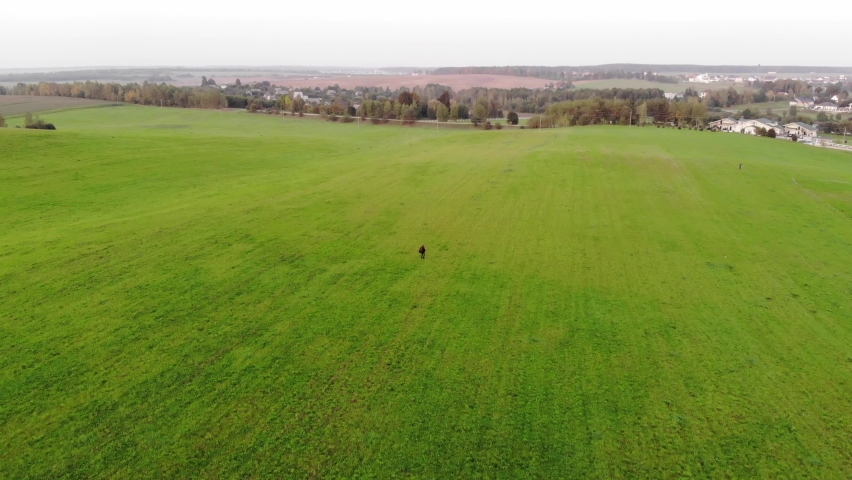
[6,81,227,109]
[0,67,325,84]
[245,84,672,129]
[681,86,786,108]
[0,69,174,83]
[452,87,666,115]
[431,66,574,80]
[572,70,679,84]
[431,66,678,83]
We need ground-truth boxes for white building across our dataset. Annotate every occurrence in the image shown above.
[708,118,739,131]
[732,118,782,135]
[691,73,712,84]
[783,122,818,139]
[789,97,814,108]
[813,102,838,112]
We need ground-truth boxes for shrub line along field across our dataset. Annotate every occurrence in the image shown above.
[0,95,121,117]
[2,105,852,477]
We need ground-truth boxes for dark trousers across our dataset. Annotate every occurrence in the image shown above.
[420,252,425,259]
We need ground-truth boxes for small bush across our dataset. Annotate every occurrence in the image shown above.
[25,119,56,130]
[519,126,525,129]
[484,121,493,130]
[298,112,304,117]
[341,115,354,123]
[495,123,503,130]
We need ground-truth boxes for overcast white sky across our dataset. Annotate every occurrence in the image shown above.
[2,0,849,69]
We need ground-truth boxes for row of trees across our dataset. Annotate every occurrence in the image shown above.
[451,87,666,115]
[816,120,852,135]
[348,85,665,118]
[251,85,677,126]
[528,97,709,128]
[354,98,469,122]
[5,81,227,109]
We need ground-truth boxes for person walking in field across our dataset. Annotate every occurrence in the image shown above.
[739,163,742,169]
[419,245,426,259]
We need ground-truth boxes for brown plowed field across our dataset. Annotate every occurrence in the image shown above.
[178,74,551,90]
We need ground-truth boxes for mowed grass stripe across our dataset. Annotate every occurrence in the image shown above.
[1,106,852,477]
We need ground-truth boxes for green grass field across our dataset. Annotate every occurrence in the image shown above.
[724,101,792,115]
[823,132,851,143]
[2,106,852,477]
[723,101,852,122]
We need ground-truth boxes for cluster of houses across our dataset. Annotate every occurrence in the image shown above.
[789,95,851,113]
[685,72,847,85]
[687,73,748,84]
[708,117,819,140]
[249,87,364,106]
